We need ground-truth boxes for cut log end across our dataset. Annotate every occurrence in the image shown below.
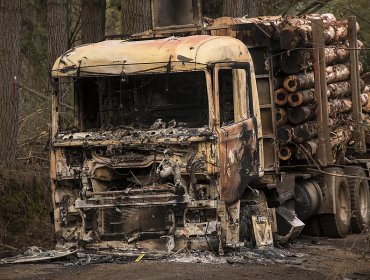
[277,126,292,141]
[279,50,309,74]
[276,107,287,126]
[279,146,293,161]
[288,92,304,107]
[274,88,289,106]
[295,140,319,161]
[288,105,315,124]
[284,76,298,92]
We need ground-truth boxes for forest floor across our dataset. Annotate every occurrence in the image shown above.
[0,234,370,280]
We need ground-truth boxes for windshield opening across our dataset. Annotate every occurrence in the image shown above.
[72,71,209,131]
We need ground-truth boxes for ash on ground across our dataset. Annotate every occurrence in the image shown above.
[0,246,307,266]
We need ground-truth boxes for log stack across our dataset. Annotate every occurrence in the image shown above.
[210,13,369,164]
[271,14,368,163]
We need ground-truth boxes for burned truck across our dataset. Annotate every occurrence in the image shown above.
[50,36,274,250]
[50,9,370,251]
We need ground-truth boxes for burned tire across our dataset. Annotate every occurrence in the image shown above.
[319,168,351,238]
[344,166,370,233]
[301,215,322,237]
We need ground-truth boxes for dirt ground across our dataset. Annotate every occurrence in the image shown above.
[1,234,370,280]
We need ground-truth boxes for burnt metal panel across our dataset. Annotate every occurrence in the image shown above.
[252,50,278,172]
[257,77,272,105]
[261,108,273,136]
[262,138,275,170]
[218,118,258,203]
[100,207,169,238]
[247,47,269,75]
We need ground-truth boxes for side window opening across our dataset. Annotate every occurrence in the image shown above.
[218,68,250,127]
[219,69,234,126]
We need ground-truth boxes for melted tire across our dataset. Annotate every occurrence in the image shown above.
[343,166,370,233]
[319,214,347,238]
[319,168,351,238]
[302,215,322,237]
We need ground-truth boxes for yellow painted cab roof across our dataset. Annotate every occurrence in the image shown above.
[51,35,251,77]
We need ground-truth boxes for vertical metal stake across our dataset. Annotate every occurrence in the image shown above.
[311,18,328,166]
[349,16,366,154]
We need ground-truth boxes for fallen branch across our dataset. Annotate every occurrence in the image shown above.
[19,83,73,110]
[0,243,19,251]
[17,156,50,162]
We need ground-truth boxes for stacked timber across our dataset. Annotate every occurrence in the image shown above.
[270,14,367,163]
[210,13,368,163]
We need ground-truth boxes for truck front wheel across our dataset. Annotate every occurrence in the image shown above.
[344,166,370,233]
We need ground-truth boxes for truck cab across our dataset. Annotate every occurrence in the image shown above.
[50,35,275,251]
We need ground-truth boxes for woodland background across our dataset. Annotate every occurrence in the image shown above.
[0,0,369,250]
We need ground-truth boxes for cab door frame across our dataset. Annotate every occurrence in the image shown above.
[213,62,260,204]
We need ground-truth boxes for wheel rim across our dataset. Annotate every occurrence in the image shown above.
[339,184,350,225]
[358,182,368,220]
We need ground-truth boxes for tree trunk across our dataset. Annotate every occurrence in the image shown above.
[287,79,366,107]
[288,89,316,107]
[48,0,68,72]
[328,96,368,117]
[277,125,293,142]
[362,88,370,113]
[47,0,69,116]
[295,127,353,160]
[327,79,365,99]
[279,41,363,74]
[330,126,353,147]
[289,95,370,119]
[295,139,319,160]
[291,122,318,143]
[279,18,359,50]
[276,107,287,126]
[362,72,370,85]
[0,0,21,167]
[121,0,151,34]
[221,0,259,18]
[364,115,370,144]
[244,1,258,17]
[288,115,353,144]
[82,0,106,44]
[283,63,362,92]
[287,104,317,124]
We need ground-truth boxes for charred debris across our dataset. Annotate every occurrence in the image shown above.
[0,245,307,266]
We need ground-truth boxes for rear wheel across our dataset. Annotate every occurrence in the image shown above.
[344,166,370,233]
[319,168,351,238]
